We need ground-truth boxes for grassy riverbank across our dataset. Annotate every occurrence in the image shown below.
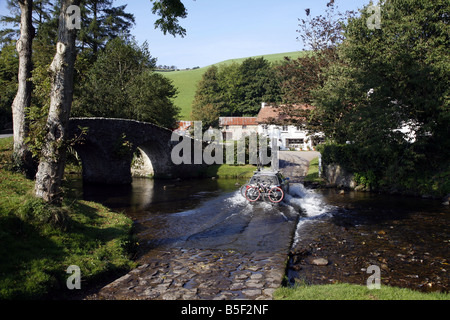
[304,157,326,185]
[205,164,257,179]
[274,283,449,300]
[0,137,137,299]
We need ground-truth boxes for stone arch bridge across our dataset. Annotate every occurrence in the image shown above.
[69,118,205,184]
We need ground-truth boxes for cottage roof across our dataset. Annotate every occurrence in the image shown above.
[219,117,258,126]
[175,121,193,131]
[256,104,314,124]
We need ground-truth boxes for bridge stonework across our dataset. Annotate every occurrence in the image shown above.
[69,118,206,184]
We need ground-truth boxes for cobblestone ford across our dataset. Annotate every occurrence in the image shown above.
[90,248,287,300]
[86,152,320,300]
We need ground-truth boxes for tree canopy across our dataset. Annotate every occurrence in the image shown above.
[150,0,188,37]
[308,0,449,194]
[313,0,449,149]
[72,37,179,128]
[191,57,283,121]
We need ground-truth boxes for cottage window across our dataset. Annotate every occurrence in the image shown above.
[282,126,288,132]
[287,138,304,149]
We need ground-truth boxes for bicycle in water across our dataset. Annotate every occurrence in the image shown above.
[243,181,285,203]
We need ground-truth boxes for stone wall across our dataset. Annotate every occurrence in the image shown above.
[323,163,357,189]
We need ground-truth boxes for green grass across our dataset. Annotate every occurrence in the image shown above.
[274,283,450,300]
[205,164,257,179]
[158,51,308,120]
[0,137,137,299]
[304,157,325,184]
[160,67,206,120]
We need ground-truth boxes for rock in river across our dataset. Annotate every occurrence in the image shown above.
[310,258,329,266]
[442,194,450,205]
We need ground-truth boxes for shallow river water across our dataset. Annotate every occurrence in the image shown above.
[76,177,449,294]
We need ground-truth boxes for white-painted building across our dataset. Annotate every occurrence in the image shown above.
[218,103,324,150]
[258,124,317,150]
[218,117,258,141]
[256,103,323,150]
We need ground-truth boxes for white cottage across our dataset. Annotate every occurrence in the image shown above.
[218,103,323,150]
[256,103,323,151]
[219,117,258,141]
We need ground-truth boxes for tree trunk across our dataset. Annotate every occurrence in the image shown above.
[12,0,34,175]
[35,0,80,203]
[92,0,98,54]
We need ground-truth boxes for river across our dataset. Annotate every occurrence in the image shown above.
[74,177,449,295]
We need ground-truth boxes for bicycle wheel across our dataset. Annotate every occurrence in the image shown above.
[240,184,250,198]
[245,186,261,202]
[268,186,284,203]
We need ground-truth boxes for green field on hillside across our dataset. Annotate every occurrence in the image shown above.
[158,51,308,120]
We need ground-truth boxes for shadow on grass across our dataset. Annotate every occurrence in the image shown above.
[0,198,136,300]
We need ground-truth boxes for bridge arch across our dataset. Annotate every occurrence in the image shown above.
[69,118,205,184]
[132,147,154,178]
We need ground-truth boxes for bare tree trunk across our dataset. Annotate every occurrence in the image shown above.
[12,0,34,174]
[35,0,80,203]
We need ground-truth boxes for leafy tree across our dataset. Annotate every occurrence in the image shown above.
[297,1,354,51]
[0,42,18,129]
[315,0,449,146]
[72,36,179,128]
[150,0,188,37]
[1,0,135,50]
[72,37,154,117]
[127,71,179,128]
[217,62,242,116]
[238,57,282,115]
[313,0,449,191]
[33,0,189,203]
[276,2,355,129]
[78,0,135,54]
[194,58,282,118]
[191,65,222,129]
[0,0,54,44]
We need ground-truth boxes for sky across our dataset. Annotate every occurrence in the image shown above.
[115,0,370,69]
[114,0,373,69]
[0,0,374,69]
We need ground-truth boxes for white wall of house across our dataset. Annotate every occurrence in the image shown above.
[221,125,259,141]
[220,123,320,150]
[218,102,325,150]
[258,125,315,150]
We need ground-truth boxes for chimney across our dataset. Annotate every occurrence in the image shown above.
[261,102,266,109]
